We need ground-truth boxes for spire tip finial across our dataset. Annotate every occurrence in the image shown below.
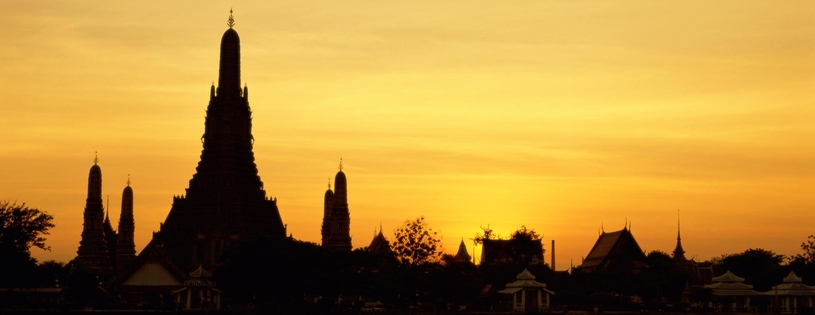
[94,151,98,165]
[338,158,343,171]
[227,8,235,28]
[127,174,131,186]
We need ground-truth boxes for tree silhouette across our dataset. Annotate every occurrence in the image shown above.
[715,248,784,291]
[793,235,815,264]
[0,201,55,287]
[392,216,442,266]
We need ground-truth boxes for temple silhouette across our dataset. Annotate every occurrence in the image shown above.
[145,11,287,272]
[321,160,352,251]
[71,156,136,283]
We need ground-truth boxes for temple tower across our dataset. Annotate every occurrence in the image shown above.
[73,155,113,279]
[321,179,334,246]
[103,205,117,272]
[324,160,352,251]
[116,177,137,279]
[151,11,286,271]
[672,211,686,261]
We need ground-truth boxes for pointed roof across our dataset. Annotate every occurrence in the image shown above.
[498,268,555,295]
[705,270,762,296]
[712,270,746,283]
[367,229,392,254]
[121,241,186,287]
[766,272,815,296]
[454,239,472,263]
[581,227,646,272]
[783,271,803,283]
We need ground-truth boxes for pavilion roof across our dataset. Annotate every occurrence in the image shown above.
[502,268,554,294]
[711,270,745,283]
[764,272,815,296]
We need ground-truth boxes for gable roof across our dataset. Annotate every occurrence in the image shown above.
[367,230,392,254]
[120,240,186,287]
[581,227,646,272]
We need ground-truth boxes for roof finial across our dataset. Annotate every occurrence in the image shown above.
[94,151,99,165]
[127,174,131,186]
[328,178,331,189]
[227,8,235,28]
[338,158,343,171]
[677,209,681,240]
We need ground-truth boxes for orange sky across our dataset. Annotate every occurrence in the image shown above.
[1,1,814,269]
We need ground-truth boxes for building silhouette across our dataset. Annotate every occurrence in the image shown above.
[454,239,472,263]
[71,156,137,282]
[145,13,286,272]
[580,224,646,274]
[321,160,352,251]
[116,178,137,280]
[366,226,392,254]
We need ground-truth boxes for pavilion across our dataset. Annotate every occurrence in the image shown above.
[498,269,554,313]
[766,271,815,314]
[703,270,762,311]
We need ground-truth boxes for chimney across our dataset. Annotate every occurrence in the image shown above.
[552,240,556,271]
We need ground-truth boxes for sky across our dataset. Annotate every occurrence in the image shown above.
[1,1,813,269]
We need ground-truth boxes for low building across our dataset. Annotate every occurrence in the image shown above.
[766,271,815,314]
[498,269,554,313]
[703,270,761,311]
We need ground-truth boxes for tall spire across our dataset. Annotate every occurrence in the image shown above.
[673,209,686,261]
[117,179,136,279]
[74,158,113,279]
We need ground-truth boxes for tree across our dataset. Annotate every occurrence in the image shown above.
[392,216,442,266]
[507,225,544,267]
[0,201,55,287]
[793,235,815,264]
[510,225,541,242]
[716,248,784,291]
[471,224,497,246]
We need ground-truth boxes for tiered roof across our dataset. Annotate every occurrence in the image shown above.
[765,272,815,296]
[704,270,761,296]
[498,269,554,295]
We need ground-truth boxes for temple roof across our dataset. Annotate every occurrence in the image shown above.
[499,268,555,295]
[712,270,746,283]
[581,227,645,271]
[367,230,392,254]
[765,272,815,296]
[454,239,471,263]
[782,271,803,283]
[189,264,212,278]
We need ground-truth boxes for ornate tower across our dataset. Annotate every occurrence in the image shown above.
[152,11,286,271]
[325,160,352,251]
[73,155,113,279]
[672,211,686,261]
[116,177,137,279]
[102,204,117,272]
[321,179,334,246]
